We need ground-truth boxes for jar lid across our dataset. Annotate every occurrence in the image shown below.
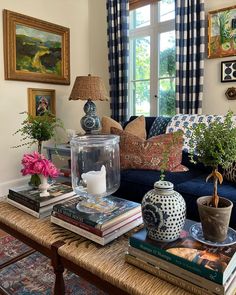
[154,180,174,190]
[70,134,120,147]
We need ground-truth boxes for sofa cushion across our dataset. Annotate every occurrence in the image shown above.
[101,115,146,139]
[176,176,236,228]
[124,116,156,136]
[223,162,236,183]
[111,128,188,172]
[114,168,205,203]
[166,114,225,151]
[148,116,171,138]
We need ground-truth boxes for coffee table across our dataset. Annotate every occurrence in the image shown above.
[0,200,191,295]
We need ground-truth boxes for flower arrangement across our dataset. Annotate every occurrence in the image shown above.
[21,152,59,178]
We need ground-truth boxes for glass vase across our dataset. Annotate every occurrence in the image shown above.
[70,135,120,213]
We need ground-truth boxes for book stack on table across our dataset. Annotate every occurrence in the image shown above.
[51,196,143,246]
[126,219,236,295]
[7,183,76,218]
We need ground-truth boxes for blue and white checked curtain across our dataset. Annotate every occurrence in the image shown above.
[175,0,205,114]
[106,0,129,123]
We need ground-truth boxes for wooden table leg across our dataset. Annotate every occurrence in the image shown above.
[51,241,65,295]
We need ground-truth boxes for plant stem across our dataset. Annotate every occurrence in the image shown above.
[213,168,219,208]
[38,141,42,154]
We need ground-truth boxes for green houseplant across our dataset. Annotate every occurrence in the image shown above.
[14,111,64,186]
[189,111,236,242]
[14,111,64,153]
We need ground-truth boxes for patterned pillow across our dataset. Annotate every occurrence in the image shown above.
[111,127,188,172]
[223,163,236,183]
[101,115,146,139]
[166,114,224,151]
[148,116,171,138]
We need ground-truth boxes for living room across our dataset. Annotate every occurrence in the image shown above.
[1,0,236,294]
[0,0,235,196]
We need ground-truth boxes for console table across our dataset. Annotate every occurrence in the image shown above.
[0,200,191,295]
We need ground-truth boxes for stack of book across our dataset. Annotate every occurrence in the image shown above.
[126,219,236,295]
[51,196,143,245]
[7,183,76,218]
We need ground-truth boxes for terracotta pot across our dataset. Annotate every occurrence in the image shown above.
[197,196,233,242]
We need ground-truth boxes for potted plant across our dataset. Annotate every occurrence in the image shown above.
[13,111,64,186]
[189,111,236,242]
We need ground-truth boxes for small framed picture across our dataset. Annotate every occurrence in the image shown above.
[28,88,56,117]
[221,60,236,82]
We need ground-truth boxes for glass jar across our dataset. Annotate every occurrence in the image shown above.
[70,135,120,212]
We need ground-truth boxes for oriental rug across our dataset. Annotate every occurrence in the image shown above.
[0,235,107,295]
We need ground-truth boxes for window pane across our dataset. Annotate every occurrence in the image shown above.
[159,31,175,78]
[130,5,150,29]
[159,78,175,116]
[132,37,150,80]
[160,0,175,22]
[131,81,150,116]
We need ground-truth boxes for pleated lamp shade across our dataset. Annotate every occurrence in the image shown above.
[69,75,109,101]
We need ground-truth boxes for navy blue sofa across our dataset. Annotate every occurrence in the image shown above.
[113,116,236,229]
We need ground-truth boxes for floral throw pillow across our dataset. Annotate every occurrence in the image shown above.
[223,163,236,183]
[111,127,188,172]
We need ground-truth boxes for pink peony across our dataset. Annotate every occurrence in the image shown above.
[21,152,59,178]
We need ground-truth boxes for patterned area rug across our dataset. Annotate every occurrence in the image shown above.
[0,236,107,295]
[0,234,34,268]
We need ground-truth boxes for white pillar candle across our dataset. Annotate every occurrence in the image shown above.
[81,165,106,195]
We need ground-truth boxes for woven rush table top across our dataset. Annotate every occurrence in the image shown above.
[0,200,84,249]
[58,232,191,294]
[0,200,191,294]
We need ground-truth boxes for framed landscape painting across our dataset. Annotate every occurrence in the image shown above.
[3,10,70,84]
[28,88,56,117]
[208,5,236,58]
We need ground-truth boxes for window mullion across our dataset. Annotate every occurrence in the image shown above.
[150,3,158,116]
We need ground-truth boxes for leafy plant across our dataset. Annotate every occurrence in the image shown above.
[189,111,236,208]
[13,111,64,153]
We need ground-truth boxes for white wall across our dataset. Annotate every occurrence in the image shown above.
[203,0,236,114]
[0,0,90,195]
[88,0,110,119]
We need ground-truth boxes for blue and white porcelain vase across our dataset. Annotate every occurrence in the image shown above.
[142,180,186,242]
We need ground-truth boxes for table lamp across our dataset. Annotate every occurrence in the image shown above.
[69,74,109,134]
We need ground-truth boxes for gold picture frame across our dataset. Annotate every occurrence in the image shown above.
[208,5,236,58]
[28,88,56,117]
[3,9,70,84]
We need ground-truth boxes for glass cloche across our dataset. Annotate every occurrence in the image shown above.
[70,135,120,213]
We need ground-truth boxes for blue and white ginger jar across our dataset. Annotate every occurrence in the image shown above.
[142,180,186,242]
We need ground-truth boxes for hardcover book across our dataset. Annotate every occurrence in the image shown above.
[51,215,143,245]
[52,211,142,237]
[125,254,236,295]
[128,246,236,295]
[8,183,75,211]
[129,219,236,285]
[52,196,141,230]
[7,195,77,219]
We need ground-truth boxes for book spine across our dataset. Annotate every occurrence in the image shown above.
[52,211,103,236]
[7,198,40,218]
[50,215,104,245]
[129,238,222,284]
[9,189,39,210]
[8,193,39,211]
[53,205,98,227]
[125,254,213,295]
[128,246,225,295]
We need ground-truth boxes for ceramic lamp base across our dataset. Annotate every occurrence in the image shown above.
[80,100,101,134]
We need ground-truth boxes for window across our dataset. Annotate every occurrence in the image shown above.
[129,0,175,117]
